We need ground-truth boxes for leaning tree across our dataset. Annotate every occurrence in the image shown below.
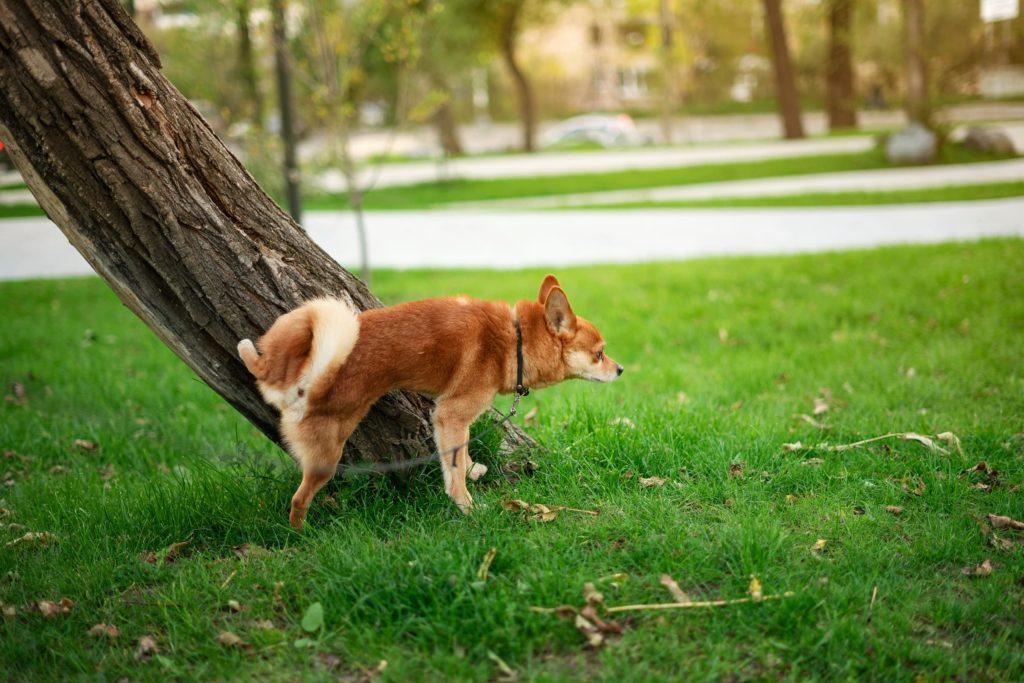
[0,0,530,466]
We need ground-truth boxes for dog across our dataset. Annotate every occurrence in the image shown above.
[238,275,622,530]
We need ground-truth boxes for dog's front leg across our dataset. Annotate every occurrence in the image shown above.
[433,394,492,513]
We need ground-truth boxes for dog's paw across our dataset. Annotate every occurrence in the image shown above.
[452,493,474,514]
[467,462,488,482]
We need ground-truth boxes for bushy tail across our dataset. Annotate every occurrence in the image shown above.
[237,298,360,410]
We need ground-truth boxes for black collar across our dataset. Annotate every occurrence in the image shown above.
[514,319,529,396]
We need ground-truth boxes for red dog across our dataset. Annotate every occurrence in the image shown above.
[238,275,622,529]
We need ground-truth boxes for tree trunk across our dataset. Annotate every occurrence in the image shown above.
[236,0,264,127]
[825,0,857,131]
[658,0,676,145]
[434,96,464,157]
[762,0,805,139]
[901,0,928,124]
[270,0,302,223]
[498,1,535,153]
[0,0,532,466]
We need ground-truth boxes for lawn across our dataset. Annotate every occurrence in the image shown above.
[1,240,1023,680]
[1,146,1013,218]
[303,145,1007,210]
[573,181,1024,210]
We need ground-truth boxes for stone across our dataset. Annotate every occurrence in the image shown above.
[962,126,1016,155]
[885,122,938,165]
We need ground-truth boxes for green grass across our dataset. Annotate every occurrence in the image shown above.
[2,240,1024,680]
[580,181,1024,210]
[306,145,1012,210]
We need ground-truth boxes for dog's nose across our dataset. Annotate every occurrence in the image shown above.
[616,365,624,376]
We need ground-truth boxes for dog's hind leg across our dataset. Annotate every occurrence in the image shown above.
[283,411,363,531]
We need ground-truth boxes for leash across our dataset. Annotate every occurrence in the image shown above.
[338,319,530,477]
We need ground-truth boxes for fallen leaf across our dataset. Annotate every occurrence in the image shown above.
[582,582,604,607]
[676,391,688,404]
[638,476,666,488]
[813,397,829,416]
[782,442,804,452]
[318,652,343,671]
[811,538,828,553]
[885,505,904,515]
[135,636,158,661]
[232,543,271,559]
[718,328,729,343]
[226,599,244,613]
[501,499,597,522]
[476,547,497,582]
[141,538,191,566]
[961,559,993,577]
[487,650,517,681]
[989,534,1015,551]
[301,602,324,633]
[72,439,97,452]
[37,598,74,618]
[610,417,635,429]
[522,406,539,427]
[795,414,828,430]
[88,623,119,640]
[215,631,247,648]
[1,604,15,619]
[785,494,797,505]
[250,619,277,630]
[658,574,692,603]
[937,432,963,456]
[901,433,945,452]
[801,458,825,466]
[5,531,56,548]
[728,463,744,479]
[987,514,1024,530]
[748,575,763,602]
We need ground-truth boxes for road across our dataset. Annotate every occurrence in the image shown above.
[2,199,1022,280]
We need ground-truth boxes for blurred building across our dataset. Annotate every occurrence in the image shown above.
[518,1,660,115]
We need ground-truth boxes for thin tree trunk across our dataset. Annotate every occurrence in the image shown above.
[434,96,464,157]
[0,0,531,465]
[270,0,302,222]
[901,0,928,124]
[825,0,857,130]
[658,0,675,145]
[762,0,805,139]
[236,0,264,127]
[498,1,535,153]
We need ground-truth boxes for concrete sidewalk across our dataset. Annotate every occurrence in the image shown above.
[2,199,1022,280]
[453,158,1024,210]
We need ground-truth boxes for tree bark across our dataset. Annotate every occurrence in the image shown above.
[236,0,264,127]
[901,0,928,125]
[0,0,531,466]
[270,0,302,223]
[762,0,805,139]
[825,0,857,131]
[498,1,536,153]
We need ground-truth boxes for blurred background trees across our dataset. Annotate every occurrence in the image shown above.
[131,0,1023,187]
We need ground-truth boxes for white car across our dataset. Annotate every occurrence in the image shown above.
[541,114,648,149]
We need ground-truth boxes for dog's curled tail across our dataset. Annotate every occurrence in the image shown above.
[237,298,360,410]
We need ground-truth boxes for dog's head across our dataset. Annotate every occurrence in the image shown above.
[536,275,623,383]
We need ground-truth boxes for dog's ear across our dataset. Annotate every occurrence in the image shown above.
[543,286,576,335]
[538,274,561,303]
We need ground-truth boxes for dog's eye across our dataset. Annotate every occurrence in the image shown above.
[595,350,604,362]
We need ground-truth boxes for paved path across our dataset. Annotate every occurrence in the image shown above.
[316,119,1024,192]
[454,158,1024,210]
[317,136,877,192]
[2,200,1022,280]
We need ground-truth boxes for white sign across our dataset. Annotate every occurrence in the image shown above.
[982,0,1019,22]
